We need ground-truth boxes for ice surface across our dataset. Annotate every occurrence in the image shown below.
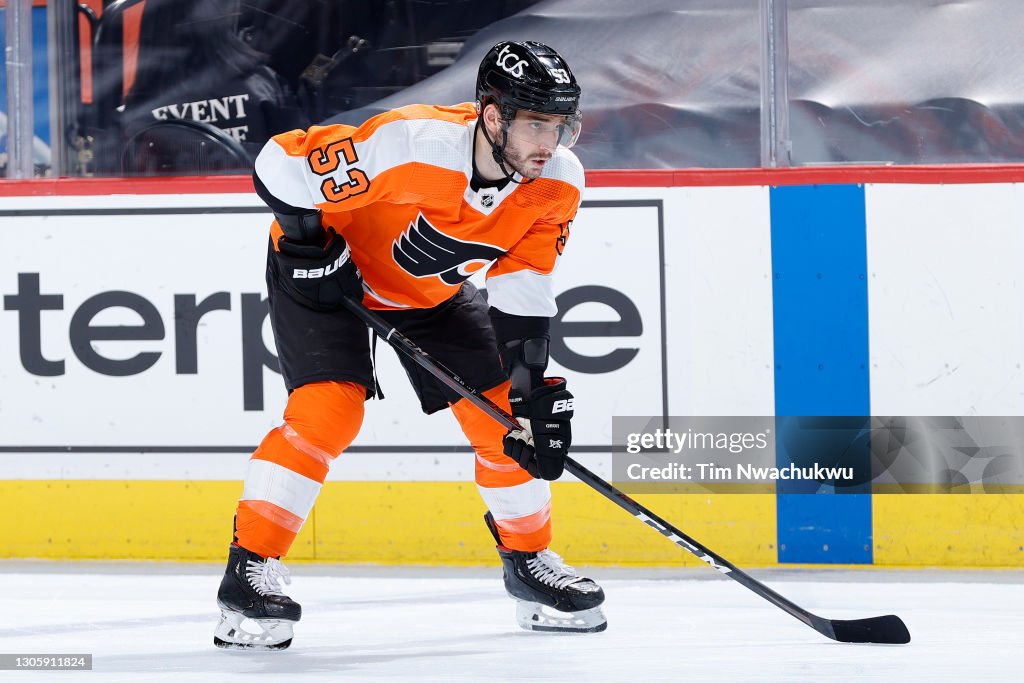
[0,564,1020,682]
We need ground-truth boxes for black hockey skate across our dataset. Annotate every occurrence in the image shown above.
[486,512,607,633]
[214,544,301,650]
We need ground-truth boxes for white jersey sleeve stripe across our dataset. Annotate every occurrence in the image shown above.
[486,269,558,317]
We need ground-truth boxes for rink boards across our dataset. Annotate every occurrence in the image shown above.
[0,171,1022,567]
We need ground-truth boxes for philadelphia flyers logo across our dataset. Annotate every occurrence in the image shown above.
[393,213,504,285]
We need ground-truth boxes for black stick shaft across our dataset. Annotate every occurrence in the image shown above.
[341,297,909,644]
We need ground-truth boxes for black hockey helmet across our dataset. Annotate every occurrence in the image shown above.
[476,40,581,122]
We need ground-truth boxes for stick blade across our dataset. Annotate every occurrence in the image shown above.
[830,615,910,644]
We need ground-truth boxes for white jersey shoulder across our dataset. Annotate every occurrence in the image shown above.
[540,147,585,194]
[353,110,474,181]
[253,107,475,209]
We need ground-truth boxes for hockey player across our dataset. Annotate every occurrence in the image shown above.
[214,40,605,650]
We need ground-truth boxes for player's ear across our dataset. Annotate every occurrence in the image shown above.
[482,103,502,131]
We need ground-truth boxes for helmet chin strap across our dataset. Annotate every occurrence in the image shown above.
[478,119,536,185]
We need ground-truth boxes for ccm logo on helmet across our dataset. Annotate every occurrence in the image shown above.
[292,251,349,279]
[552,398,574,413]
[496,45,528,78]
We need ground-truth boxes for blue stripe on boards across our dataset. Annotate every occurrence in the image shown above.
[769,185,873,564]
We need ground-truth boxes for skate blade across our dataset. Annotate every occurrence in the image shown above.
[213,609,295,650]
[515,601,607,633]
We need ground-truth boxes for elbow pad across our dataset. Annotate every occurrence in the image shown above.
[500,337,549,395]
[488,307,550,393]
[276,208,325,244]
[253,171,325,244]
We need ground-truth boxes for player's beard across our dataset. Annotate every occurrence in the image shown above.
[501,138,552,180]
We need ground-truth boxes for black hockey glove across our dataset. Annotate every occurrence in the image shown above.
[503,377,574,481]
[274,228,363,310]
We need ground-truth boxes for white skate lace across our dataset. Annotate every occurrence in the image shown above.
[245,557,292,597]
[526,549,588,590]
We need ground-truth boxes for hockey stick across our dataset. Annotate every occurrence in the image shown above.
[341,297,911,644]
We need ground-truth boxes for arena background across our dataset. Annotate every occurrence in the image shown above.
[1,0,1022,569]
[2,167,1021,568]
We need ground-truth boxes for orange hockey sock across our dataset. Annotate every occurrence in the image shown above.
[234,380,365,558]
[451,381,553,552]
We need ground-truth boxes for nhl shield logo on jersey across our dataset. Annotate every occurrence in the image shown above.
[481,193,495,208]
[392,213,505,285]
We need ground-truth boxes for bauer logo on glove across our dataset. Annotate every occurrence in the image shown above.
[552,398,574,413]
[502,377,574,481]
[290,248,351,279]
[273,228,363,310]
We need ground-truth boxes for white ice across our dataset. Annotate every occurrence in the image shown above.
[0,563,1020,682]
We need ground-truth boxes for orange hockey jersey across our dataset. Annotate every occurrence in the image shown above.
[253,102,584,316]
